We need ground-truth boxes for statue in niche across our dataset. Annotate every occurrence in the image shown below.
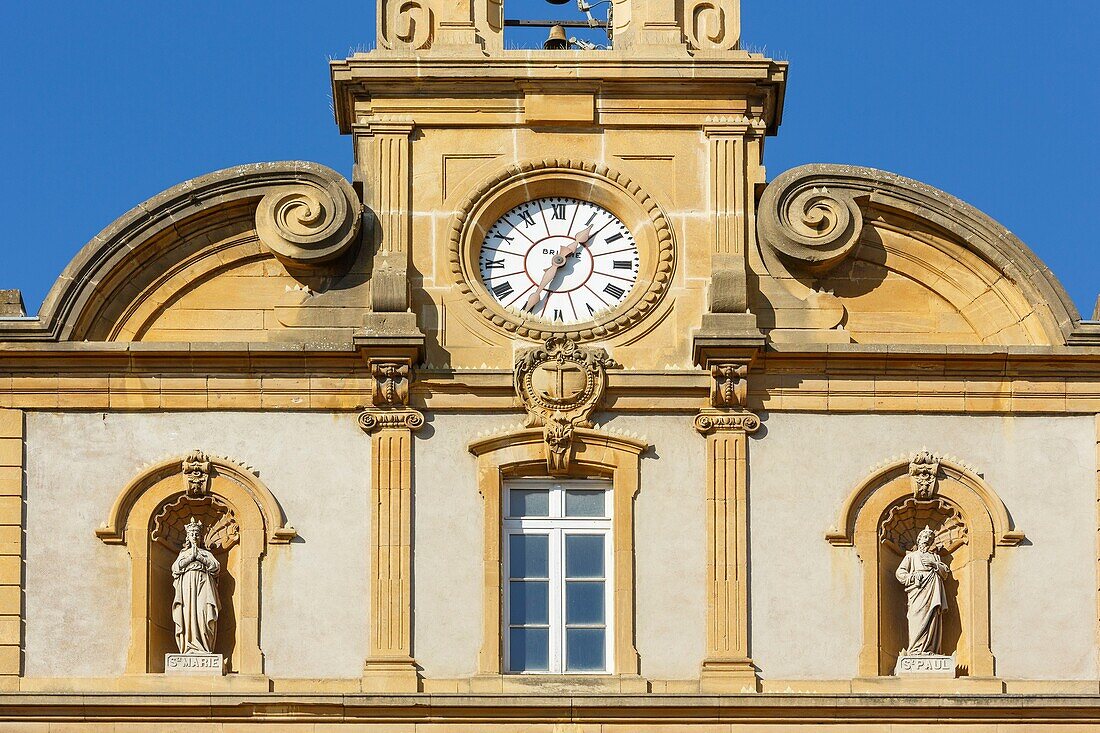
[895,526,950,656]
[171,517,221,655]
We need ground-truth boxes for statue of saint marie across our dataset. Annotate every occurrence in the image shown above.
[894,525,950,656]
[171,517,221,655]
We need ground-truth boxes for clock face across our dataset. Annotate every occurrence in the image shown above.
[478,196,640,324]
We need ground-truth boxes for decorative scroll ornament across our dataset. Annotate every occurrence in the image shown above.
[182,450,212,497]
[693,409,761,435]
[370,360,412,407]
[380,0,434,50]
[152,493,240,552]
[255,171,361,266]
[684,0,740,51]
[514,337,620,474]
[880,497,968,557]
[358,409,425,434]
[908,450,941,500]
[710,362,748,408]
[757,167,864,274]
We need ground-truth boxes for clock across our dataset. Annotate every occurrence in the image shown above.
[449,159,675,342]
[477,197,640,324]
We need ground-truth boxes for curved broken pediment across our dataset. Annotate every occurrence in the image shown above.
[0,161,367,343]
[755,164,1080,346]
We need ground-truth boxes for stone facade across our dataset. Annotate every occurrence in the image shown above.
[1,0,1099,728]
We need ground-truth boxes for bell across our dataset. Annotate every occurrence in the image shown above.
[543,24,570,50]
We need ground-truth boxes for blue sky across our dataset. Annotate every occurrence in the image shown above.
[1,1,1097,318]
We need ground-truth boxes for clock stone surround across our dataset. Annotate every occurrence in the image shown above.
[449,158,676,345]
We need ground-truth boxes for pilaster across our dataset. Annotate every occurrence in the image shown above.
[358,358,424,692]
[0,409,22,687]
[703,117,766,319]
[692,344,762,692]
[356,119,415,314]
[694,407,760,692]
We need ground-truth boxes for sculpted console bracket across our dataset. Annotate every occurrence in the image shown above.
[514,337,620,475]
[358,356,425,433]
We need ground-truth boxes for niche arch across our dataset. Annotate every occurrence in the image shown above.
[96,451,296,674]
[826,453,1024,678]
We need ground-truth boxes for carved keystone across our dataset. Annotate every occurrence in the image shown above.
[908,450,941,500]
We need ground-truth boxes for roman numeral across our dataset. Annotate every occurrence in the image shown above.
[603,283,625,299]
[585,211,597,226]
[516,209,535,227]
[497,235,514,243]
[551,203,566,220]
[482,259,505,269]
[612,260,632,270]
[492,281,514,298]
[604,232,624,244]
[586,303,596,315]
[552,309,564,322]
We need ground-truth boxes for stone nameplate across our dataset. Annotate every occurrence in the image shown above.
[165,653,225,676]
[896,654,955,677]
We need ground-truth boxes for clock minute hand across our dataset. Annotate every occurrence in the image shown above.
[522,226,593,312]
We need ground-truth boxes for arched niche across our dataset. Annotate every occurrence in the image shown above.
[96,451,296,675]
[826,454,1024,678]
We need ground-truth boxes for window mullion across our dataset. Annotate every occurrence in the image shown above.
[550,526,563,673]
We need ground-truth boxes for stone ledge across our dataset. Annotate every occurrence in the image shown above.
[1,691,1100,723]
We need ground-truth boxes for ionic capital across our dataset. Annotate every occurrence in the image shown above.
[693,409,760,435]
[358,408,425,433]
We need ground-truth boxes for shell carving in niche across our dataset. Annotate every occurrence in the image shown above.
[152,494,240,552]
[879,497,967,556]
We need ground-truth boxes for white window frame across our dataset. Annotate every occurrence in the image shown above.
[502,478,614,675]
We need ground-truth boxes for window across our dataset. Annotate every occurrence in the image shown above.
[503,479,613,674]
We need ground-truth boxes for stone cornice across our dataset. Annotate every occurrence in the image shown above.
[329,54,787,134]
[0,691,1097,722]
[2,343,1100,372]
[1,347,1100,413]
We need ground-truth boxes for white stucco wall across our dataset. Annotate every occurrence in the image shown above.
[749,413,1097,681]
[607,414,706,680]
[24,408,1093,684]
[411,413,491,679]
[23,411,369,679]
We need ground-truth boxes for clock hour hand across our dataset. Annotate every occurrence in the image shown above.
[522,226,593,312]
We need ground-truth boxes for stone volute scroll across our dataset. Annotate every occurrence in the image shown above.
[254,164,362,267]
[513,336,620,475]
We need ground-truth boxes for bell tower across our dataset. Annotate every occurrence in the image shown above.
[331,0,785,371]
